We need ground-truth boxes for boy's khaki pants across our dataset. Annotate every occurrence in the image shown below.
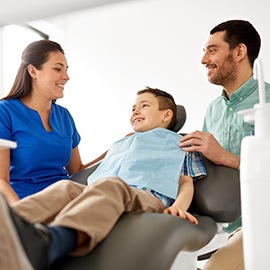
[12,177,165,256]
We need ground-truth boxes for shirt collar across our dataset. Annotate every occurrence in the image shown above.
[221,76,257,102]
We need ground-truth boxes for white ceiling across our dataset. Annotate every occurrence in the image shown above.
[0,0,134,27]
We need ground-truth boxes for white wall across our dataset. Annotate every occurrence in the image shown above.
[3,0,270,163]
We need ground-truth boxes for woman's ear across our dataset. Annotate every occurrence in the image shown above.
[27,64,37,79]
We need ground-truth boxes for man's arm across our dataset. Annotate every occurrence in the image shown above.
[180,131,240,169]
[163,175,198,225]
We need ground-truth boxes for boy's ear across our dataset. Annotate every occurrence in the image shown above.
[27,64,37,79]
[163,109,173,123]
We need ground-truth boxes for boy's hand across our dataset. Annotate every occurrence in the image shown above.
[163,206,198,225]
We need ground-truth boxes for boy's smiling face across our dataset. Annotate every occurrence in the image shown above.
[130,92,173,132]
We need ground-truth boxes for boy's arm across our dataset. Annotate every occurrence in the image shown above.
[163,151,207,224]
[163,175,198,225]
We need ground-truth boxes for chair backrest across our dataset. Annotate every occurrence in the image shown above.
[190,155,241,223]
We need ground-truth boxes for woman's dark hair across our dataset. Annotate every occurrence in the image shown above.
[137,86,177,131]
[2,39,65,100]
[210,20,261,67]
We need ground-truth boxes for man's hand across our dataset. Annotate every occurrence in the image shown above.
[179,131,240,169]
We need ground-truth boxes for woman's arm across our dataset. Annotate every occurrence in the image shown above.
[0,149,20,204]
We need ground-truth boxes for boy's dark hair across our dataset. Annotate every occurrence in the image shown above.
[210,19,261,68]
[137,87,177,131]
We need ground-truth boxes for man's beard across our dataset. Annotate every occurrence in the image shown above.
[208,54,237,87]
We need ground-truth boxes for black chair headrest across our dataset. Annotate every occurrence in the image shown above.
[171,105,186,132]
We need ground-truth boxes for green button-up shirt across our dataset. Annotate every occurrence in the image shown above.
[202,76,270,233]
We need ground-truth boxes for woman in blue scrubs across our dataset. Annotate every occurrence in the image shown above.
[0,40,95,204]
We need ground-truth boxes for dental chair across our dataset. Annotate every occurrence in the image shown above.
[51,105,241,270]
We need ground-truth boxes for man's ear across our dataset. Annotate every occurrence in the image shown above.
[163,109,173,123]
[27,64,37,79]
[235,43,247,62]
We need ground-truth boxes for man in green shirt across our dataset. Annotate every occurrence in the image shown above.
[180,19,270,269]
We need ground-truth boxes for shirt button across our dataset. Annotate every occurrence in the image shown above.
[229,107,233,111]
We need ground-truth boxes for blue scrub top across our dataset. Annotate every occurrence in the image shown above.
[0,99,81,198]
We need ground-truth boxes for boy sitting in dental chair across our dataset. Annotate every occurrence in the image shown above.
[0,87,206,270]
